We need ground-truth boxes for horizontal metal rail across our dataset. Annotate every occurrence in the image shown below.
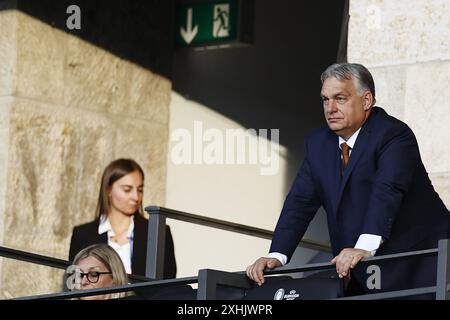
[0,245,153,283]
[12,276,198,300]
[146,206,331,252]
[6,242,450,300]
[262,248,439,275]
[335,286,449,300]
[0,246,70,270]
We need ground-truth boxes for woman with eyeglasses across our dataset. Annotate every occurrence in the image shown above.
[68,158,177,278]
[69,244,128,300]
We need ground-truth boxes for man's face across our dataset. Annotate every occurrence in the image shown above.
[321,77,372,139]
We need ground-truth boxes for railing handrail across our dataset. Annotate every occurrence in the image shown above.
[196,241,449,300]
[145,205,331,252]
[2,241,449,300]
[260,247,439,275]
[0,246,153,283]
[0,246,70,270]
[12,276,199,300]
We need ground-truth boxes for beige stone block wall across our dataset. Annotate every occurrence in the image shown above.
[0,98,12,287]
[403,62,450,174]
[0,4,16,295]
[348,0,450,66]
[369,66,407,120]
[0,11,170,298]
[0,97,12,227]
[348,0,450,208]
[0,6,16,97]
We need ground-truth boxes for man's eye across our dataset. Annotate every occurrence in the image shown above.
[336,97,347,103]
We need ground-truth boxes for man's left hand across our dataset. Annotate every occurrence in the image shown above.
[330,248,371,278]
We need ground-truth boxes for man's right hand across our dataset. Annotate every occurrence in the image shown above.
[246,257,282,286]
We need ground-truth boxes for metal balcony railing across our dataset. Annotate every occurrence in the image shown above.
[0,206,448,300]
[144,205,331,279]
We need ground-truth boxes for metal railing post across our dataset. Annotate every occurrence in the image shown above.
[436,239,450,300]
[145,209,166,280]
[197,269,216,300]
[197,269,252,300]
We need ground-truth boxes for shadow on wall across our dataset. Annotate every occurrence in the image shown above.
[173,0,347,165]
[4,0,347,166]
[1,0,175,78]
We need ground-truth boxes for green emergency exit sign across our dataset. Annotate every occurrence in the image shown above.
[175,0,239,47]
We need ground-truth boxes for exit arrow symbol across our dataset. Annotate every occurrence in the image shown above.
[180,8,198,44]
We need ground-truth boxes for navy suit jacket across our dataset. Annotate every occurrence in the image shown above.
[270,107,449,292]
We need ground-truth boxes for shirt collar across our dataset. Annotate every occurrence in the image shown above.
[338,127,361,149]
[98,214,134,238]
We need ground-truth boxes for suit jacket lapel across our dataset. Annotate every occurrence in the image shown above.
[324,131,341,220]
[95,220,108,243]
[335,112,375,210]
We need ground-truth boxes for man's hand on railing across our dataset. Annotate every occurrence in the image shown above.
[245,257,282,286]
[330,248,371,278]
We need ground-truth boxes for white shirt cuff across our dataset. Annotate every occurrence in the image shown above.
[354,234,383,256]
[268,252,287,266]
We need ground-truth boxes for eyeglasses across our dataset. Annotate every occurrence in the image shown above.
[68,270,113,284]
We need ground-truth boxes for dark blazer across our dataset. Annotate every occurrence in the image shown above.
[270,107,450,293]
[69,214,177,279]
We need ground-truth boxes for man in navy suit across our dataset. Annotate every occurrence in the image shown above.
[246,63,450,295]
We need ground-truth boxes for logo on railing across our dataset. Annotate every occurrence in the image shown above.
[273,288,300,300]
[273,288,284,300]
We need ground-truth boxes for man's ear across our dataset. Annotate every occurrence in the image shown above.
[363,91,373,110]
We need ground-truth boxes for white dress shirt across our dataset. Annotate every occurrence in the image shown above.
[269,128,382,265]
[98,215,134,274]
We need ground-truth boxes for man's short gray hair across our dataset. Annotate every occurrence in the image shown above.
[321,63,376,106]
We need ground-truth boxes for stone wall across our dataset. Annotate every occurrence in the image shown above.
[348,0,450,207]
[0,8,171,298]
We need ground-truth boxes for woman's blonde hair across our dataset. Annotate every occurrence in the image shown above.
[72,244,129,299]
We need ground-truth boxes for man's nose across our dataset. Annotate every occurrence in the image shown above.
[327,99,338,113]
